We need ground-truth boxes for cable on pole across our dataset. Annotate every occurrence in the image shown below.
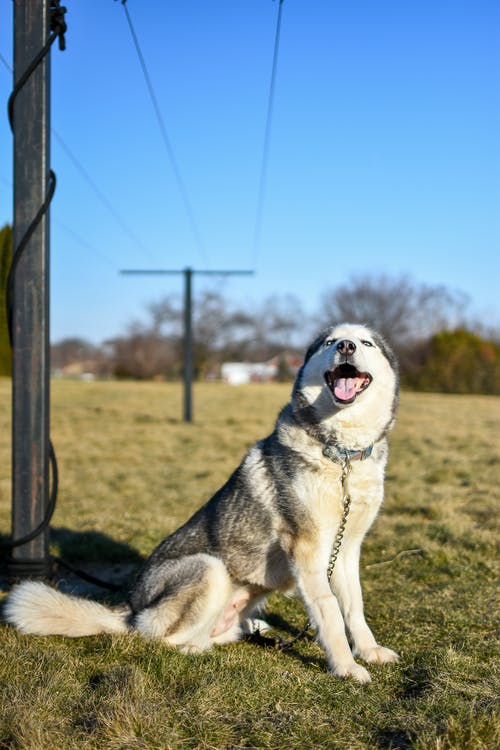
[7,0,67,127]
[6,171,56,345]
[1,1,67,558]
[252,0,285,268]
[119,0,209,266]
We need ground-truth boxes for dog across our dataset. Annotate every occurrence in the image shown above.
[5,323,399,683]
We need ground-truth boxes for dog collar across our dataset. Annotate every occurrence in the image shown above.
[322,442,373,464]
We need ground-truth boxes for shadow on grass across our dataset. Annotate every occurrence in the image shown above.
[372,727,415,750]
[51,526,144,598]
[244,610,327,671]
[399,654,433,700]
[50,526,144,566]
[370,655,434,749]
[0,526,144,598]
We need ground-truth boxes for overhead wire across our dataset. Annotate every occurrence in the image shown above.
[53,218,118,269]
[52,130,162,264]
[4,2,285,273]
[252,0,285,268]
[0,173,128,272]
[119,0,209,266]
[0,51,11,73]
[1,48,156,266]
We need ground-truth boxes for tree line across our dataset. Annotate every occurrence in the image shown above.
[1,224,499,393]
[51,277,499,395]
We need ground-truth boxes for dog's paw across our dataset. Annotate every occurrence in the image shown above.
[178,644,203,654]
[177,640,212,654]
[332,662,372,684]
[240,617,271,635]
[356,645,399,664]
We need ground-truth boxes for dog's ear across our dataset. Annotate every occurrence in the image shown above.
[372,331,399,374]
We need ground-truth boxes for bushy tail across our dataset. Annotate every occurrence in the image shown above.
[4,581,130,637]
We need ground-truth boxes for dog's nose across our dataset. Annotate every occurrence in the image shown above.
[336,339,356,356]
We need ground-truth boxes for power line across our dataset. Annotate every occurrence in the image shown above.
[0,51,11,73]
[252,0,285,268]
[2,45,162,265]
[53,218,117,269]
[0,172,126,270]
[119,1,209,266]
[52,130,162,264]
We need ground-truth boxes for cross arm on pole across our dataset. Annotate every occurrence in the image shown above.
[119,267,254,421]
[119,269,254,276]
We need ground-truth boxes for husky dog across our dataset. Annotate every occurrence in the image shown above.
[5,323,399,683]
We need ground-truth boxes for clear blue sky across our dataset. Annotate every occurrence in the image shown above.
[1,0,499,344]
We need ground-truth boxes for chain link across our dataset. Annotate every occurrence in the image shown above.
[326,458,352,583]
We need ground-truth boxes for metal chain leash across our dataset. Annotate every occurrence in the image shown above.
[326,458,352,583]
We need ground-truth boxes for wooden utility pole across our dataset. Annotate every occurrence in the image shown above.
[9,0,52,577]
[120,268,253,422]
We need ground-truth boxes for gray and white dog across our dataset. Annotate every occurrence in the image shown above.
[5,322,399,683]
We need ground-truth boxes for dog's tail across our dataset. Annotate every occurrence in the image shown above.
[4,581,130,637]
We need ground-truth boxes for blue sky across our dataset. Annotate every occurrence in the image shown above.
[1,0,499,344]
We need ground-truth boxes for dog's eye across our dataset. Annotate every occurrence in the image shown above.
[362,340,374,347]
[324,339,334,347]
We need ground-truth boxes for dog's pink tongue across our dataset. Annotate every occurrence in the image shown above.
[334,377,357,401]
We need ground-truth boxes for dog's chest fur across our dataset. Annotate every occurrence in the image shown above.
[275,410,386,539]
[293,449,384,529]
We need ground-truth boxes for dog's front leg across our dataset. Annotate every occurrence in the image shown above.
[332,540,399,665]
[294,562,371,684]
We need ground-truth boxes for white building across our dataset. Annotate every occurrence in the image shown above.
[221,361,278,385]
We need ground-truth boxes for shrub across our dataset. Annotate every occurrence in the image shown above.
[405,328,500,394]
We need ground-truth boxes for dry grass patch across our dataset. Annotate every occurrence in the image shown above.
[0,380,499,749]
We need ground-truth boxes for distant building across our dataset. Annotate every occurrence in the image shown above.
[221,361,275,385]
[221,353,302,385]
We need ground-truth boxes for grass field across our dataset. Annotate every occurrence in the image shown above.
[0,379,498,750]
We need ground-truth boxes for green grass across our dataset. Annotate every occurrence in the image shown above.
[0,380,499,750]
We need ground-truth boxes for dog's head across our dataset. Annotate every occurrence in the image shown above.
[294,323,399,424]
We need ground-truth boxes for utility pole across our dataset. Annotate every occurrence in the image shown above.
[9,0,52,578]
[120,267,254,422]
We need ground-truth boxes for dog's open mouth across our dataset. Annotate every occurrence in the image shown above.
[324,364,372,404]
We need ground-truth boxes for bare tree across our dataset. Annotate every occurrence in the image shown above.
[107,291,310,378]
[51,338,99,370]
[107,327,181,380]
[146,295,183,337]
[234,294,309,360]
[318,274,469,352]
